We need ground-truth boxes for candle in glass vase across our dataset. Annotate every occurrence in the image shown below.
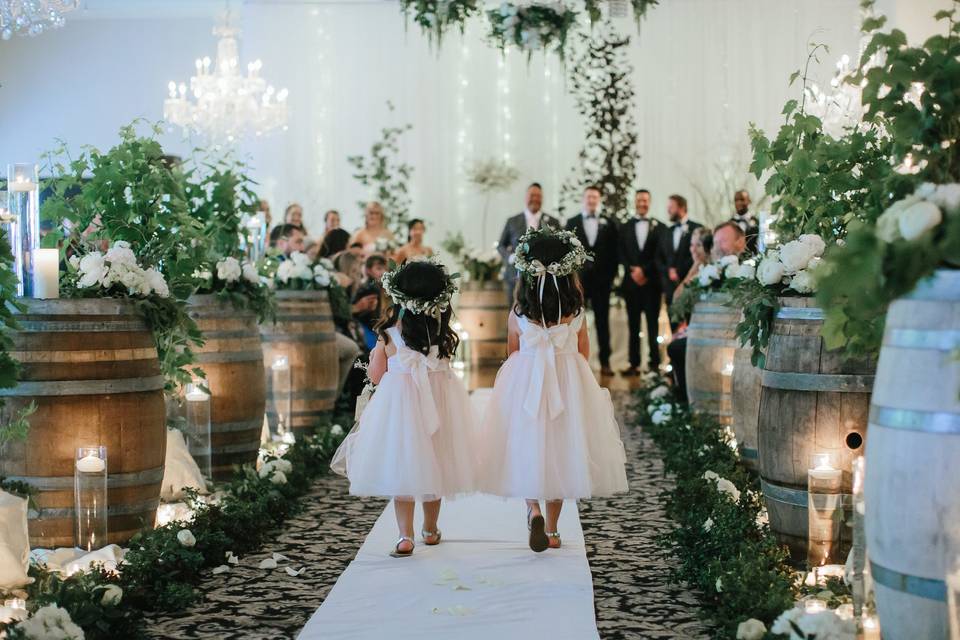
[33,248,59,299]
[74,446,107,551]
[184,383,212,480]
[809,453,842,483]
[862,615,881,640]
[76,452,107,473]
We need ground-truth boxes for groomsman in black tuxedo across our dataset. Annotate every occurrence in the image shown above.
[497,182,561,305]
[618,189,664,376]
[729,189,760,254]
[566,185,619,376]
[657,194,701,327]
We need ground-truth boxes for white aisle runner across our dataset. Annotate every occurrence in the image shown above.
[297,494,600,640]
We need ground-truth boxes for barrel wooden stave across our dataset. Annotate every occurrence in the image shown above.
[731,343,762,469]
[865,270,960,640]
[0,299,166,548]
[260,290,338,437]
[758,297,874,562]
[685,297,739,424]
[457,281,508,364]
[189,295,266,480]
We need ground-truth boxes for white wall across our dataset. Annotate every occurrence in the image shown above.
[0,0,878,247]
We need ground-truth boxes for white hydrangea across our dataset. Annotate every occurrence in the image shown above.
[899,200,943,240]
[105,240,136,266]
[313,265,332,288]
[798,234,826,257]
[242,261,260,284]
[77,252,107,288]
[276,259,295,283]
[697,263,721,286]
[17,604,85,640]
[736,618,767,640]
[788,269,816,294]
[756,255,786,286]
[143,268,169,298]
[74,242,169,298]
[216,257,242,283]
[770,607,856,640]
[778,238,817,274]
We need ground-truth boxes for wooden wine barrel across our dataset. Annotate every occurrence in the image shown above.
[685,295,738,424]
[260,290,337,437]
[866,269,960,640]
[189,295,266,480]
[457,280,508,364]
[758,297,875,562]
[0,299,166,548]
[731,341,763,470]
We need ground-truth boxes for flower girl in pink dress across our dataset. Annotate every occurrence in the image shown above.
[480,228,628,552]
[333,258,475,557]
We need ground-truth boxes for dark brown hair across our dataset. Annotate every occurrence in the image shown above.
[668,194,687,211]
[376,261,459,359]
[512,234,584,325]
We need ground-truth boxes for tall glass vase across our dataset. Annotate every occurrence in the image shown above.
[7,163,40,298]
[184,383,212,480]
[74,446,107,552]
[270,355,292,442]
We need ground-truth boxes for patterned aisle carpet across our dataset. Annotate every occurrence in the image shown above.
[145,392,708,640]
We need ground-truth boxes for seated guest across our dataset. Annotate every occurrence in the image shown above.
[304,239,321,262]
[334,251,363,297]
[668,223,744,402]
[348,242,365,258]
[274,223,306,258]
[350,201,397,256]
[352,254,389,351]
[321,209,351,258]
[284,202,308,236]
[393,218,433,263]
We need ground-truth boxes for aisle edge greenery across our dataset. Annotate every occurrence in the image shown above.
[0,423,348,640]
[633,378,855,640]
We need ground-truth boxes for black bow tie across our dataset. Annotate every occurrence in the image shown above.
[671,222,684,229]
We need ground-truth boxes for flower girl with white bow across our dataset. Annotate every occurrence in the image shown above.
[480,228,628,552]
[332,258,476,557]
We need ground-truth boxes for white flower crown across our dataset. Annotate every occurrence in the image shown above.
[514,228,592,278]
[380,256,460,317]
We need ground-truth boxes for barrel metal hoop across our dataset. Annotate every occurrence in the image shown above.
[260,334,334,344]
[0,375,165,396]
[870,560,947,602]
[211,418,265,433]
[687,337,739,347]
[267,314,334,323]
[901,270,960,301]
[7,466,165,490]
[266,388,338,400]
[30,497,161,519]
[194,350,265,364]
[276,290,330,301]
[870,404,960,435]
[775,306,826,321]
[197,329,260,340]
[760,479,853,507]
[15,321,148,333]
[883,328,960,351]
[9,347,158,363]
[740,447,759,460]
[761,370,874,393]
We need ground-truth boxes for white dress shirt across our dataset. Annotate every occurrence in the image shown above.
[582,211,600,246]
[524,208,543,230]
[732,212,754,231]
[672,216,689,251]
[634,216,650,250]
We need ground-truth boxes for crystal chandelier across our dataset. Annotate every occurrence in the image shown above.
[163,22,288,143]
[0,0,78,39]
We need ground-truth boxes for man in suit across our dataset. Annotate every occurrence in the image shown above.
[618,189,664,376]
[729,190,759,254]
[566,185,618,376]
[497,182,561,305]
[657,194,702,327]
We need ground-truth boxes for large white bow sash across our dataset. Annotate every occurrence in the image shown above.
[522,324,569,420]
[396,346,444,436]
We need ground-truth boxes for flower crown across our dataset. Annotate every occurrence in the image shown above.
[381,256,460,317]
[514,228,592,278]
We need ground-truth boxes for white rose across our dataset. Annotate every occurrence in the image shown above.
[651,409,671,425]
[274,458,293,474]
[697,264,721,286]
[931,183,960,214]
[68,254,80,269]
[898,200,943,240]
[276,260,295,283]
[78,252,107,288]
[258,460,276,479]
[216,257,242,283]
[106,242,137,266]
[876,194,922,242]
[718,255,739,268]
[119,264,144,293]
[144,268,169,298]
[703,517,714,532]
[715,577,723,592]
[242,262,260,284]
[806,256,822,272]
[778,239,815,274]
[650,385,670,399]
[702,470,720,482]
[788,269,816,294]
[313,266,331,287]
[100,584,123,606]
[716,477,742,502]
[270,470,288,485]
[756,257,786,286]
[330,424,345,436]
[177,529,197,547]
[736,618,767,640]
[798,234,826,257]
[290,251,310,268]
[733,263,756,280]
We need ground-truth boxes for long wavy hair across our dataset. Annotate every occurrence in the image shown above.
[376,261,460,359]
[513,235,584,324]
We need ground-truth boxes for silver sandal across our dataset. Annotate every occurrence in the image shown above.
[390,536,415,558]
[422,529,442,546]
[546,531,562,549]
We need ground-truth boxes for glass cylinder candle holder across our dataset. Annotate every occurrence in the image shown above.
[851,455,867,617]
[74,446,107,551]
[244,213,266,262]
[184,382,212,480]
[7,163,40,298]
[862,614,881,640]
[949,555,960,640]
[808,452,844,569]
[270,355,292,441]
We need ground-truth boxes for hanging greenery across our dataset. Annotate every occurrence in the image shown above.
[559,24,640,221]
[399,0,482,45]
[347,101,415,238]
[487,2,579,61]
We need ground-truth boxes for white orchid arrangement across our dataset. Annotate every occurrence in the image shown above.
[272,252,337,291]
[381,255,460,318]
[67,240,170,298]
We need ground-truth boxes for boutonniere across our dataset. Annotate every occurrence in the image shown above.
[599,217,608,226]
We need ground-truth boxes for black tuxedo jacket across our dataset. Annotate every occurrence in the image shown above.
[497,212,561,285]
[618,216,664,293]
[565,212,619,288]
[657,219,703,294]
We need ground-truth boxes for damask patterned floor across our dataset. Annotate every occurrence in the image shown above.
[145,393,709,639]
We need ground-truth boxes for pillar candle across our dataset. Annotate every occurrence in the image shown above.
[33,248,59,299]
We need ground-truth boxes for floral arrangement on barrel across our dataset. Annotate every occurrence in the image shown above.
[264,252,353,328]
[816,4,960,355]
[669,253,756,324]
[441,231,502,283]
[41,122,206,390]
[487,2,578,61]
[184,154,275,322]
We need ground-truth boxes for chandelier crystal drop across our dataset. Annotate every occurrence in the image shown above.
[0,0,78,39]
[163,22,289,143]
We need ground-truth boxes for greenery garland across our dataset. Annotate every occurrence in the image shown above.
[487,2,578,62]
[399,0,481,45]
[0,423,347,640]
[635,379,854,639]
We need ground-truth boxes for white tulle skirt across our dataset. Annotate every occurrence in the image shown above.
[477,351,629,500]
[332,369,477,501]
